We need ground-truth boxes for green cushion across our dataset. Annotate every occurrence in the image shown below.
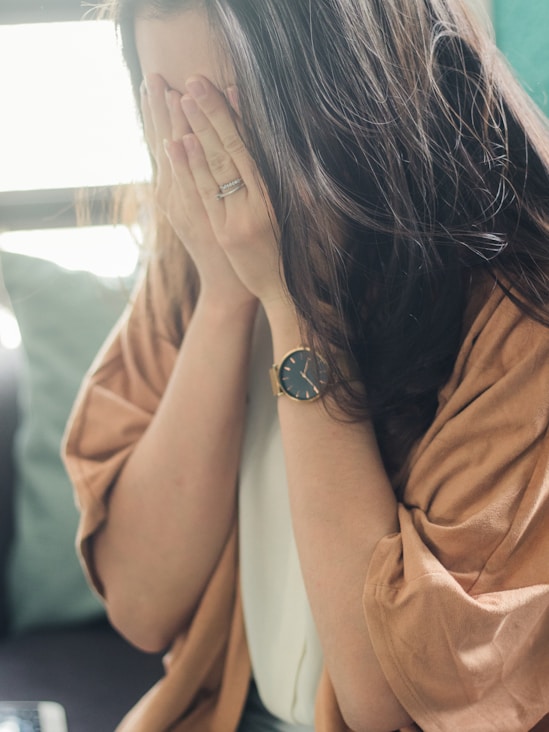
[0,251,132,634]
[495,0,549,114]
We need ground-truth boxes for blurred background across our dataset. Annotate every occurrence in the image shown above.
[0,0,548,349]
[0,0,546,719]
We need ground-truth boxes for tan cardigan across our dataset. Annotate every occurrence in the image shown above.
[63,259,549,732]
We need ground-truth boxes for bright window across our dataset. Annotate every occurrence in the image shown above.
[0,17,148,348]
[0,226,140,278]
[0,20,150,192]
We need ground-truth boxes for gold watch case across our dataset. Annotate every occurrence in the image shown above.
[270,347,330,402]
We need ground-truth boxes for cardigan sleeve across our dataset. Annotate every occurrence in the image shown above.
[62,256,181,595]
[63,260,252,731]
[363,289,549,731]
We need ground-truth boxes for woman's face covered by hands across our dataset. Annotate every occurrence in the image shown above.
[135,8,284,309]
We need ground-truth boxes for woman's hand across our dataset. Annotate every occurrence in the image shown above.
[141,73,256,309]
[158,74,288,310]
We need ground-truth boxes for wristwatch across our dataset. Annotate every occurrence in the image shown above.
[270,347,330,402]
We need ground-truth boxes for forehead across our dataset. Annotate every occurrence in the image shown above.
[134,8,228,92]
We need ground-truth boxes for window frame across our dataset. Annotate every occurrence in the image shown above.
[0,0,126,232]
[0,0,88,26]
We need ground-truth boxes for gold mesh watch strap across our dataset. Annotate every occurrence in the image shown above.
[269,365,283,397]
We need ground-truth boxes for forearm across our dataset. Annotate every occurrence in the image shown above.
[95,294,257,652]
[266,303,412,732]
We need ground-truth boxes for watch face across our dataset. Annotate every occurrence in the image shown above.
[279,348,329,401]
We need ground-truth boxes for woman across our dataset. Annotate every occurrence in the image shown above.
[63,0,549,730]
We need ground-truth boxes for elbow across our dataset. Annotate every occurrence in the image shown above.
[337,681,413,732]
[117,626,172,655]
[341,707,412,732]
[93,552,191,653]
[104,593,181,654]
[340,717,401,732]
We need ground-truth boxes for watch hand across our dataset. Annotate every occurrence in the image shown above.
[303,359,310,376]
[300,371,316,388]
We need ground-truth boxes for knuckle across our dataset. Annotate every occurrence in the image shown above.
[224,133,246,157]
[208,150,231,176]
[197,180,219,199]
[199,98,218,118]
[190,118,209,136]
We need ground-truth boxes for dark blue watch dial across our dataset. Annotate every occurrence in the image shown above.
[279,348,329,401]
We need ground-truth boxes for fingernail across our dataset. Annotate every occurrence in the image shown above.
[163,138,171,156]
[144,74,155,95]
[186,78,207,99]
[226,85,239,109]
[165,88,176,108]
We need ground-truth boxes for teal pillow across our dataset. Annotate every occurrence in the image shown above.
[495,0,549,114]
[0,250,132,634]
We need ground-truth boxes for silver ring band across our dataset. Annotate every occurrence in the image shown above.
[216,177,246,200]
[219,178,243,191]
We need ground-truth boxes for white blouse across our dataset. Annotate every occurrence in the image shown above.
[239,307,323,726]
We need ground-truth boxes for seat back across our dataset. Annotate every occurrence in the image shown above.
[0,346,21,637]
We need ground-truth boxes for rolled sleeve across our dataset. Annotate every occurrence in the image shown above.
[63,257,181,594]
[363,290,549,731]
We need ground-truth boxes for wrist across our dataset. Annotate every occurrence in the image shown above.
[194,290,259,326]
[263,298,302,354]
[265,301,362,404]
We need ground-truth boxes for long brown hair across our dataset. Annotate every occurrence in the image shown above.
[106,0,549,481]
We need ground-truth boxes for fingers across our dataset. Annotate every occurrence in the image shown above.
[226,85,240,116]
[183,76,255,183]
[141,74,171,160]
[166,89,192,140]
[163,138,212,226]
[141,70,254,228]
[141,74,184,205]
[140,81,155,153]
[177,135,222,213]
[180,94,243,188]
